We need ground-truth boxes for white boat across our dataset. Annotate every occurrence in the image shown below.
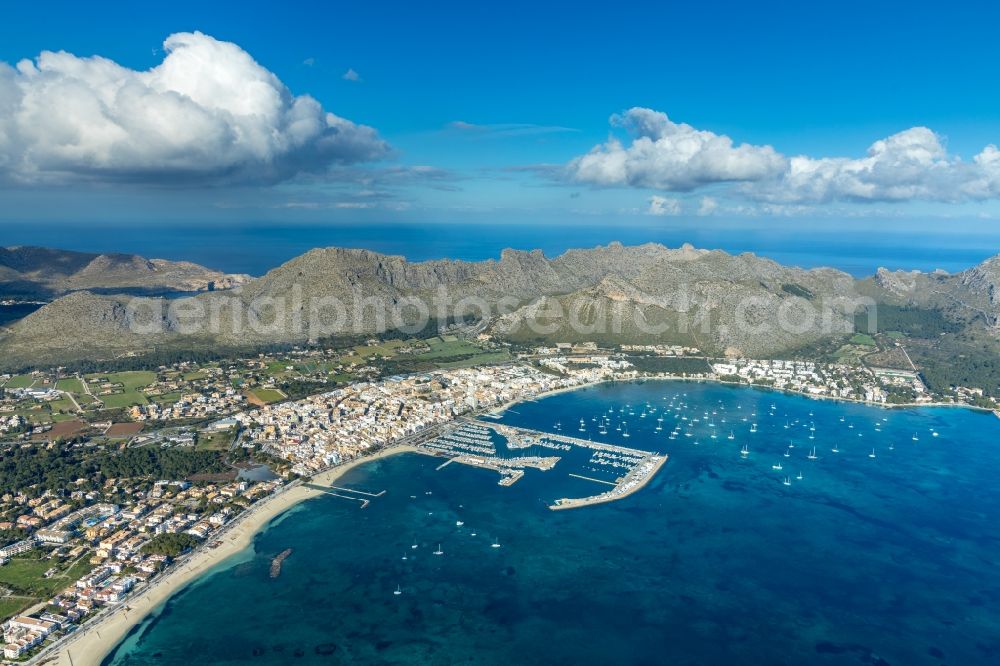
[868,448,876,459]
[750,423,758,433]
[740,444,749,458]
[912,432,919,441]
[807,447,817,460]
[831,443,839,453]
[394,584,402,596]
[728,431,735,440]
[456,520,464,527]
[411,542,418,549]
[433,544,444,555]
[782,477,792,486]
[772,462,783,471]
[783,448,790,458]
[491,538,501,549]
[796,471,803,480]
[401,554,407,560]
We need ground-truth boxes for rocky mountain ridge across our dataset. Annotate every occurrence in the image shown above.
[0,246,251,298]
[2,242,999,366]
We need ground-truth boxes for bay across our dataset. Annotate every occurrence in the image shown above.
[105,381,1000,665]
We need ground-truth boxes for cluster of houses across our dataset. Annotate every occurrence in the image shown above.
[0,476,284,659]
[129,389,246,422]
[711,359,910,403]
[238,364,602,476]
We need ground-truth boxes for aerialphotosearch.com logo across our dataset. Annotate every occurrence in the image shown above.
[123,285,880,341]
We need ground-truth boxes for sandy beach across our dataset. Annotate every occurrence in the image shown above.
[43,445,417,666]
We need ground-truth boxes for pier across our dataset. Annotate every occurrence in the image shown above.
[419,418,667,505]
[551,453,667,511]
[567,473,617,486]
[269,548,293,578]
[302,483,385,508]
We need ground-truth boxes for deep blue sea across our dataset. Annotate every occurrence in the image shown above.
[105,381,1000,666]
[3,221,999,277]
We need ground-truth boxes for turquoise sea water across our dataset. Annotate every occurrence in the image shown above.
[104,381,1000,665]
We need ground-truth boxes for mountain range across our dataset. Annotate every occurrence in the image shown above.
[2,243,999,390]
[0,246,251,299]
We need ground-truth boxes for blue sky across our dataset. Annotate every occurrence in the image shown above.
[3,0,1000,228]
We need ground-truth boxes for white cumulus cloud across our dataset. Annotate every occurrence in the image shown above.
[0,32,389,185]
[646,195,681,216]
[697,196,718,216]
[567,108,1000,206]
[568,107,787,191]
[754,127,976,203]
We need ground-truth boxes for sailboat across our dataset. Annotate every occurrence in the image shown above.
[622,423,630,438]
[796,471,803,480]
[491,538,501,549]
[772,461,783,471]
[831,442,840,453]
[783,476,792,486]
[727,431,735,440]
[394,584,402,596]
[750,423,758,433]
[868,448,876,459]
[740,444,750,458]
[912,432,919,441]
[433,544,444,555]
[807,447,817,460]
[783,447,791,458]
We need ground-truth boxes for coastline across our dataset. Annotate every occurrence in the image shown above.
[45,445,417,666]
[39,371,993,664]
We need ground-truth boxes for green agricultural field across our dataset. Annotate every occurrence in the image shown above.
[55,377,85,393]
[834,344,873,364]
[0,595,36,622]
[247,387,286,404]
[4,374,34,389]
[99,391,149,409]
[350,339,408,359]
[197,427,236,451]
[14,409,53,425]
[436,351,510,368]
[150,391,183,405]
[418,338,488,359]
[849,333,877,346]
[106,371,157,390]
[0,556,56,596]
[47,397,78,413]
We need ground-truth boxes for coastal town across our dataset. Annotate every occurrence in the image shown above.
[2,334,999,662]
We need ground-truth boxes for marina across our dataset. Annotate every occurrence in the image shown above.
[418,419,667,505]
